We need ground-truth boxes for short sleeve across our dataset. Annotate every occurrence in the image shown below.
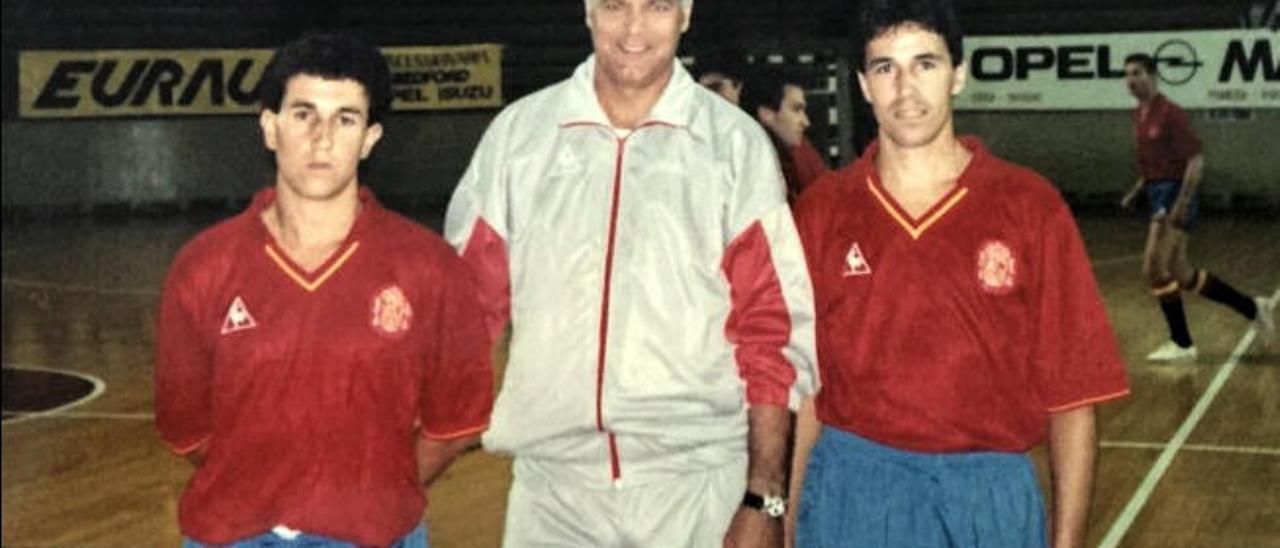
[418,253,494,440]
[1165,104,1202,162]
[1032,204,1130,412]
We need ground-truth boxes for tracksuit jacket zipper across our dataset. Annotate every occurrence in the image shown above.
[589,122,669,484]
[596,135,626,484]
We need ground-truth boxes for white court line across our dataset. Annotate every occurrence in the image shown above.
[1091,253,1142,267]
[4,410,153,421]
[1,277,158,297]
[1,364,107,426]
[1098,287,1279,548]
[1101,440,1280,457]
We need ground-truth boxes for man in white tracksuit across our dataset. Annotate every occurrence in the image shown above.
[444,0,816,545]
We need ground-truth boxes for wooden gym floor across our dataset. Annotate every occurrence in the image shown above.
[2,211,1277,547]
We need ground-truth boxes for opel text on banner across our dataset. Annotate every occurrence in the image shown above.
[955,29,1277,110]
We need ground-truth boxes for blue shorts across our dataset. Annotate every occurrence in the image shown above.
[1146,179,1199,231]
[796,427,1046,548]
[182,522,428,548]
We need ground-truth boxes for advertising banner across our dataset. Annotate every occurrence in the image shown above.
[955,30,1277,110]
[19,43,503,118]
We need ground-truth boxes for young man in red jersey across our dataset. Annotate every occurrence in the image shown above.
[1119,53,1275,363]
[155,33,492,547]
[788,1,1130,547]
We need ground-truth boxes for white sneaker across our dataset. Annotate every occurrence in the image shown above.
[1253,296,1276,343]
[1146,340,1198,362]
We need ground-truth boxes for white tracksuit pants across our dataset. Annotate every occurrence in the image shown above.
[501,455,748,547]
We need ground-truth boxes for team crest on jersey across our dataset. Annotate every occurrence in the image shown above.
[976,240,1017,295]
[371,285,413,336]
[220,296,257,335]
[843,242,872,277]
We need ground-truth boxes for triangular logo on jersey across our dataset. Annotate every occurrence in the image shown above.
[843,243,872,277]
[220,296,257,335]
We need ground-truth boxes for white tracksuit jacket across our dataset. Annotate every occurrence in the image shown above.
[445,55,817,488]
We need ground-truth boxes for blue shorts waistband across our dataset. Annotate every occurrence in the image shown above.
[818,426,1029,470]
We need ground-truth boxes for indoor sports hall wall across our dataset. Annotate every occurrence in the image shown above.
[0,112,492,212]
[959,109,1280,209]
[3,0,1275,215]
[6,108,1273,214]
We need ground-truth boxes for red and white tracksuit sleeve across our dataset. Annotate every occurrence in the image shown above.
[444,114,513,346]
[722,126,819,410]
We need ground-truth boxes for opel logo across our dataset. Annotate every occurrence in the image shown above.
[1153,39,1202,85]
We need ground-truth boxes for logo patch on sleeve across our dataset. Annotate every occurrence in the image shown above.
[371,285,413,336]
[977,240,1017,295]
[220,296,257,334]
[843,242,872,277]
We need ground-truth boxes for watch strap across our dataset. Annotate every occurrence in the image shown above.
[742,490,787,518]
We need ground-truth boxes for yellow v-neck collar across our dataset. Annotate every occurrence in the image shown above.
[249,186,378,293]
[264,241,361,292]
[854,136,992,241]
[865,175,969,240]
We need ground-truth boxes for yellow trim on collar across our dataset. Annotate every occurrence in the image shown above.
[866,177,969,240]
[264,242,360,293]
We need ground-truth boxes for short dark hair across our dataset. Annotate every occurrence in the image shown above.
[1124,53,1158,75]
[854,0,964,72]
[257,32,393,125]
[740,66,797,117]
[699,71,739,95]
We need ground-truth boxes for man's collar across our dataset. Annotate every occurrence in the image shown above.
[557,54,703,137]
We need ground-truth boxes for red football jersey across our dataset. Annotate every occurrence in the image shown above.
[1135,93,1201,183]
[155,187,492,545]
[794,137,1129,452]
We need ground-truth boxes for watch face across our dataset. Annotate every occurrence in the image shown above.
[763,495,787,518]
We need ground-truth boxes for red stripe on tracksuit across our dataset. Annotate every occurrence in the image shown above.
[722,221,795,407]
[597,137,626,481]
[587,122,675,482]
[460,218,511,346]
[461,168,627,482]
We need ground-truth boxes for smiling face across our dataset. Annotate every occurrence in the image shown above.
[588,0,689,95]
[260,74,383,203]
[857,22,966,151]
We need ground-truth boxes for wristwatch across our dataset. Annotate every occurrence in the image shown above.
[742,491,787,518]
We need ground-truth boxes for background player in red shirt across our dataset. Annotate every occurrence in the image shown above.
[788,1,1129,547]
[1119,53,1275,363]
[741,67,832,206]
[155,33,492,547]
